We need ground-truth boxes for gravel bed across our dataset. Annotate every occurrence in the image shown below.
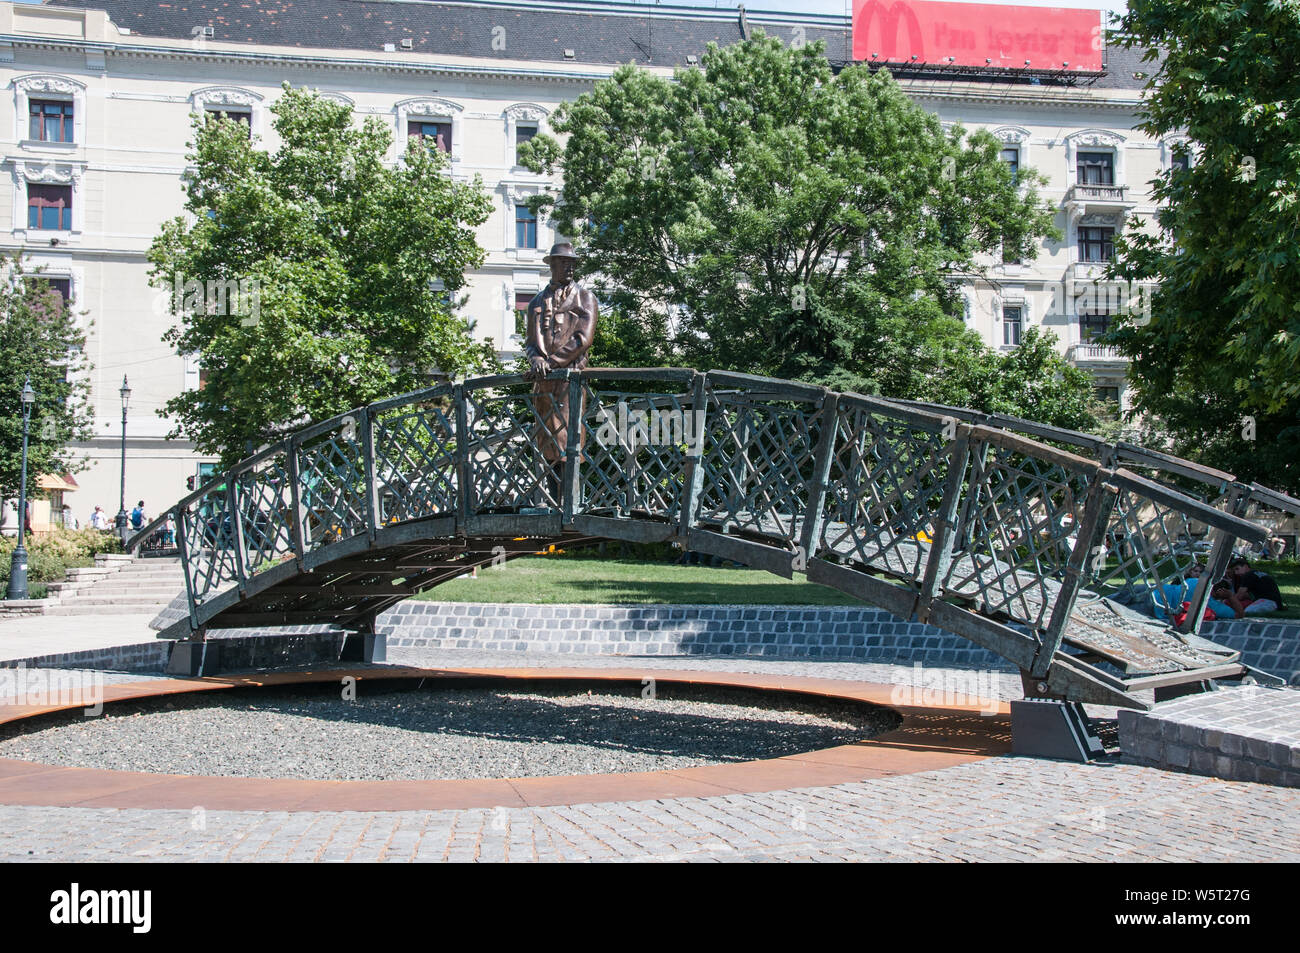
[0,681,898,781]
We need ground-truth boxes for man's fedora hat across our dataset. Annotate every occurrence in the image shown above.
[543,241,579,263]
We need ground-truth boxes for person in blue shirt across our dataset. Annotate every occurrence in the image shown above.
[129,500,146,530]
[1153,573,1237,621]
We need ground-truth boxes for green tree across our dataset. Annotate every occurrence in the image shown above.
[521,34,1084,424]
[1108,0,1300,493]
[0,255,92,501]
[150,85,498,465]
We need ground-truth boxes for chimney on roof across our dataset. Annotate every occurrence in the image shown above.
[738,4,750,41]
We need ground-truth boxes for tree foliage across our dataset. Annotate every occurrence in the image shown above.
[1109,0,1300,492]
[0,255,92,500]
[522,34,1086,425]
[150,85,498,465]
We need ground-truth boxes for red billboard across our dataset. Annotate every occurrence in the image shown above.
[852,0,1105,72]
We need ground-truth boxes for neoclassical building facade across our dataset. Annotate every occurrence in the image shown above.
[0,0,1170,515]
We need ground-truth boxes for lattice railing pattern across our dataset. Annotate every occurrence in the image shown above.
[1097,487,1198,616]
[231,451,296,575]
[179,481,240,604]
[695,388,822,546]
[373,402,458,524]
[579,385,694,520]
[462,384,564,511]
[943,444,1093,631]
[297,422,367,551]
[818,402,952,582]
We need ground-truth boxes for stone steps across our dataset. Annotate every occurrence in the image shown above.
[11,554,188,617]
[42,604,169,616]
[56,595,183,608]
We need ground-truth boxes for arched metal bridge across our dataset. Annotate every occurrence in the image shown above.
[132,368,1298,710]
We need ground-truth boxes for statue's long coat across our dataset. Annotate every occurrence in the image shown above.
[524,280,599,465]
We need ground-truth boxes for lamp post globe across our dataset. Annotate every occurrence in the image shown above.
[115,375,131,547]
[5,378,36,601]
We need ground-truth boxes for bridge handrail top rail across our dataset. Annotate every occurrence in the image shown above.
[891,398,1111,454]
[968,424,1103,476]
[583,366,698,383]
[1246,482,1300,518]
[704,369,828,402]
[228,440,293,477]
[1110,468,1268,543]
[368,381,457,415]
[1114,440,1235,490]
[835,390,954,430]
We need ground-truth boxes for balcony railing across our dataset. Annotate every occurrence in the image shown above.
[1071,260,1111,280]
[1068,343,1126,363]
[1066,183,1130,205]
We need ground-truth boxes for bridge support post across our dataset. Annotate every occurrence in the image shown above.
[340,616,387,663]
[1011,674,1106,762]
[166,628,223,677]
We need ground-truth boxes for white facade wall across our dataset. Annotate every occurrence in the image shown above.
[0,2,1160,517]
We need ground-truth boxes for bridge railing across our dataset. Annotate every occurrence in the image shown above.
[132,369,1277,691]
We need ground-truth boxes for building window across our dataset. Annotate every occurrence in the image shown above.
[515,123,538,161]
[25,276,71,310]
[409,120,452,154]
[1094,385,1120,404]
[1000,146,1019,182]
[28,184,72,230]
[205,108,251,136]
[514,292,533,336]
[1002,235,1021,265]
[1079,312,1111,342]
[1076,151,1115,185]
[515,203,537,249]
[1002,306,1023,346]
[1171,148,1191,173]
[29,100,74,143]
[1079,226,1115,263]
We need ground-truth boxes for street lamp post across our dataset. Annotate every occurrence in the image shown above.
[115,375,131,547]
[5,378,36,601]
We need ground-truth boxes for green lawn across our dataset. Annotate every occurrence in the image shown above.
[412,554,865,606]
[409,552,1300,617]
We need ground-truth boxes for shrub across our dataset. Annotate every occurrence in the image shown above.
[0,527,121,588]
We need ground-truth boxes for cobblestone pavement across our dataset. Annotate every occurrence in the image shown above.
[0,651,1295,862]
[0,757,1294,862]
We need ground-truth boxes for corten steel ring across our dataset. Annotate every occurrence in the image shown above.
[0,667,1010,812]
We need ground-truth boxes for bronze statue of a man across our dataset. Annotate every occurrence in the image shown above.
[524,242,599,466]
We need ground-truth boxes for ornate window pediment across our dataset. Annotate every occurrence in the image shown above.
[397,97,463,119]
[190,86,263,110]
[12,160,84,186]
[502,103,549,124]
[12,74,85,97]
[1066,129,1126,149]
[991,125,1030,144]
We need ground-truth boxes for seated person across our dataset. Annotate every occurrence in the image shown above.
[1155,575,1238,622]
[1209,581,1247,620]
[1227,558,1286,615]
